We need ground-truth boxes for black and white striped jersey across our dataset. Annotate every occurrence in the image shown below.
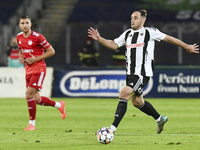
[114,27,166,77]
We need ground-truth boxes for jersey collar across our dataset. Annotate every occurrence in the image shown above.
[131,27,144,32]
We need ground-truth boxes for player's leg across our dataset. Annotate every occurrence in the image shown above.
[109,86,134,133]
[24,87,38,130]
[36,95,66,119]
[131,95,161,119]
[130,75,162,120]
[131,95,168,133]
[30,73,66,119]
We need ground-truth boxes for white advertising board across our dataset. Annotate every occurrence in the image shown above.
[0,67,53,98]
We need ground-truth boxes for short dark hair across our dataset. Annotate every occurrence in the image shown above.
[134,9,147,18]
[19,16,31,23]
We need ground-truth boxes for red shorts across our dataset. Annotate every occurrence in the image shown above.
[26,72,46,91]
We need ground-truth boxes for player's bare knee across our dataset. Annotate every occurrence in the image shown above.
[25,91,34,99]
[25,93,32,99]
[132,98,144,108]
[132,101,141,107]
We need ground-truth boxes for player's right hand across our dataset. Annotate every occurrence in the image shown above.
[19,57,25,64]
[88,27,100,41]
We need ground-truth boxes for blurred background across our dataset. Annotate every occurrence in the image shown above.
[0,0,200,69]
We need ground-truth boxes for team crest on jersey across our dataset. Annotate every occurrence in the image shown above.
[28,40,32,45]
[19,41,21,44]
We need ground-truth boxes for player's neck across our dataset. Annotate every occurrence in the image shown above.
[23,30,32,38]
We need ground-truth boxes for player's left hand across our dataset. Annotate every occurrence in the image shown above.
[25,53,37,64]
[186,43,199,54]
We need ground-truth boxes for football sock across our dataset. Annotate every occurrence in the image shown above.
[138,100,160,120]
[54,102,61,109]
[29,120,35,126]
[110,125,117,132]
[112,98,128,128]
[37,96,56,107]
[26,98,36,120]
[156,116,161,122]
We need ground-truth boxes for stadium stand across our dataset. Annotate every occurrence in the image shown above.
[0,0,200,67]
[0,0,79,66]
[65,0,200,66]
[0,0,24,24]
[68,0,179,22]
[0,0,43,66]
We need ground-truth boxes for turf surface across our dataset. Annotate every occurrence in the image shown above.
[0,98,200,150]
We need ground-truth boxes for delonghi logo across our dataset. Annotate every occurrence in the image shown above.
[143,77,153,96]
[60,71,153,97]
[60,71,126,97]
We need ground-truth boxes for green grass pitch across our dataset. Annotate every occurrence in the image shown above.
[0,98,200,150]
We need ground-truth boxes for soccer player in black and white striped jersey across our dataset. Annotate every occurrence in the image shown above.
[88,9,199,135]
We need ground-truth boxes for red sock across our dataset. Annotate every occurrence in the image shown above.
[37,96,56,107]
[26,98,36,120]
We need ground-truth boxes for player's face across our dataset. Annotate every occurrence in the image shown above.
[131,12,145,30]
[19,18,32,33]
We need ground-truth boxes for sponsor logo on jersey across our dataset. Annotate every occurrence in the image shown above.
[126,43,144,48]
[21,49,33,53]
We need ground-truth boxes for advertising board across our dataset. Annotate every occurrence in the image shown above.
[53,68,200,98]
[0,67,53,98]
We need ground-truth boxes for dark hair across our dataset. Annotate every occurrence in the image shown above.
[19,16,31,23]
[134,9,147,18]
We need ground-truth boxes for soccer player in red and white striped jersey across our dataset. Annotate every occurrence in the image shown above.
[17,16,66,131]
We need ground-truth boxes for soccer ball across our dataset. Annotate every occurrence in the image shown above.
[96,127,114,144]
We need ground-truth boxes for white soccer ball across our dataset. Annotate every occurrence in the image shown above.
[96,127,114,144]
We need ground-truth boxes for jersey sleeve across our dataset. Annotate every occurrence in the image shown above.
[38,34,51,49]
[16,36,21,50]
[148,27,166,42]
[114,30,128,47]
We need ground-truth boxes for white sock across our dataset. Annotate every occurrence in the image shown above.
[110,125,117,132]
[29,120,35,126]
[54,102,61,109]
[156,116,161,122]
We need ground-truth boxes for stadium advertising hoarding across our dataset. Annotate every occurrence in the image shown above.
[53,70,126,97]
[53,69,200,98]
[149,69,200,98]
[0,67,54,98]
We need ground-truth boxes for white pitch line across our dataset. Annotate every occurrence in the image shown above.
[1,133,200,136]
[116,133,200,136]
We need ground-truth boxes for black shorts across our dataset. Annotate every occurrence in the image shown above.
[126,74,150,96]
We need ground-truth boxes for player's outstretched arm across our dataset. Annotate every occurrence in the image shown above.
[88,27,119,50]
[163,35,199,54]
